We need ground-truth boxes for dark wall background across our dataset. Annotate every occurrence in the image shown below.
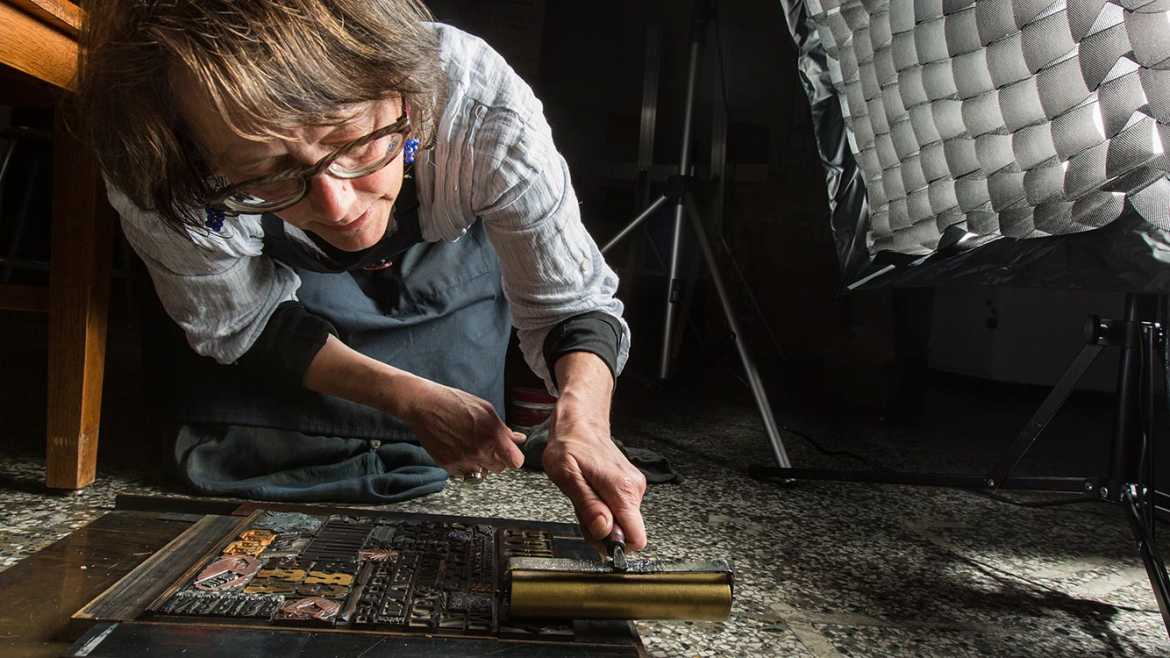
[431,0,877,399]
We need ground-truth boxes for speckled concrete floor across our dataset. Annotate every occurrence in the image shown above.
[2,373,1169,657]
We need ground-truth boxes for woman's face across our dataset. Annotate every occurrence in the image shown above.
[179,86,406,252]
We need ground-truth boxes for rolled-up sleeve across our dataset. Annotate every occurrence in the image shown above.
[469,107,631,392]
[108,185,302,364]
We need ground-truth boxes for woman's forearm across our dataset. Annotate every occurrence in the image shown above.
[553,351,615,429]
[304,335,524,472]
[302,334,420,419]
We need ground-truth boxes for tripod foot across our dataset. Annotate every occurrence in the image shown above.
[748,466,798,486]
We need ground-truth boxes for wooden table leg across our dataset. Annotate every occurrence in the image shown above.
[45,110,112,490]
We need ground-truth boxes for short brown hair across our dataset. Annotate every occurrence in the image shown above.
[75,0,445,231]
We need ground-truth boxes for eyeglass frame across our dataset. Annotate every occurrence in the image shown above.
[204,112,413,216]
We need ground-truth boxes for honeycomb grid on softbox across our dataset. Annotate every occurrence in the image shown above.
[801,0,1169,264]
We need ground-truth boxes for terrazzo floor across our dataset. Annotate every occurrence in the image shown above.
[2,372,1169,657]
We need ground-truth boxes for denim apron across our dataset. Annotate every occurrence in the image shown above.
[171,181,512,502]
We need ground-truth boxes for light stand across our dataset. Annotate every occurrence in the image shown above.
[752,292,1170,637]
[601,0,792,469]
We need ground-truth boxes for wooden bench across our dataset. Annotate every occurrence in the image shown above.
[0,0,114,490]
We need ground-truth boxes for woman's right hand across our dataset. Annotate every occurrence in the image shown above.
[303,336,524,476]
[398,377,526,476]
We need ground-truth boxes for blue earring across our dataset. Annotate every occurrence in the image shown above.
[404,138,420,165]
[204,207,226,232]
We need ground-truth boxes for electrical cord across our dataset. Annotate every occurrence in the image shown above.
[780,425,872,466]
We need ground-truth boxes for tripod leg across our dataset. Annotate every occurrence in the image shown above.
[1122,313,1170,638]
[1125,492,1170,638]
[655,22,705,380]
[1110,295,1143,501]
[988,342,1104,489]
[683,196,792,468]
[601,195,670,255]
[658,203,686,380]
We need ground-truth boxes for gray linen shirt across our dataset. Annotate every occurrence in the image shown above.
[110,24,630,391]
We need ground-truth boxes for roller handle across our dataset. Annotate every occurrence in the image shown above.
[603,525,628,571]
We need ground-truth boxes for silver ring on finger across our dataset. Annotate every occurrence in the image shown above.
[463,470,485,483]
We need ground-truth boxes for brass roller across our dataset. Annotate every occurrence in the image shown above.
[507,556,734,621]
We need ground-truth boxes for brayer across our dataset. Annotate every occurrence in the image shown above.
[507,526,734,620]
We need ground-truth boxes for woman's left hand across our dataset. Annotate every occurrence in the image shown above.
[541,352,648,551]
[543,413,648,551]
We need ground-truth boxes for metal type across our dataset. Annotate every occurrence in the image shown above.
[358,548,398,562]
[338,561,376,622]
[252,512,322,535]
[275,596,340,622]
[304,570,355,587]
[296,583,350,599]
[260,534,310,559]
[223,540,269,557]
[246,560,309,594]
[240,529,277,543]
[193,555,261,592]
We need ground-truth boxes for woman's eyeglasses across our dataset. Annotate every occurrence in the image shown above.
[205,113,412,216]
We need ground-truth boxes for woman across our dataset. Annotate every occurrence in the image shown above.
[76,0,646,550]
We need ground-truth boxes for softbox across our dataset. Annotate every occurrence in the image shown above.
[781,0,1170,290]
